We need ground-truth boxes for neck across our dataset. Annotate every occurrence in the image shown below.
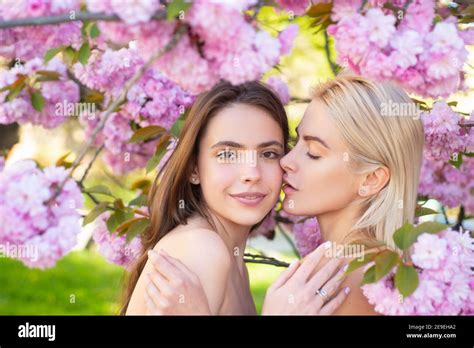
[206,211,250,264]
[316,203,364,245]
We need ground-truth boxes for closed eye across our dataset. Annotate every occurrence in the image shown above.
[306,153,321,160]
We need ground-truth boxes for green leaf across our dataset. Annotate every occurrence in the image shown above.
[392,222,415,250]
[84,185,114,197]
[412,221,447,235]
[125,218,150,242]
[170,111,187,137]
[106,210,134,233]
[113,198,125,210]
[116,217,146,234]
[35,70,61,82]
[360,265,376,286]
[374,250,399,281]
[83,202,109,226]
[130,179,151,194]
[44,46,64,63]
[30,91,45,112]
[394,263,419,297]
[415,205,438,217]
[129,125,165,144]
[84,22,101,38]
[166,0,191,20]
[55,152,73,168]
[449,152,463,169]
[146,152,163,174]
[129,194,148,207]
[5,81,26,102]
[89,23,100,38]
[78,42,91,65]
[393,221,447,250]
[146,133,171,174]
[345,252,376,275]
[63,46,77,65]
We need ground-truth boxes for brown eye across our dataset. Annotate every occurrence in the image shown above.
[262,151,281,159]
[217,150,237,160]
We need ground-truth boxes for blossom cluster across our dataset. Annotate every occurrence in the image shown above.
[90,1,299,94]
[0,159,84,269]
[328,0,471,98]
[0,0,82,60]
[91,212,143,270]
[362,229,474,315]
[75,45,194,174]
[0,57,80,128]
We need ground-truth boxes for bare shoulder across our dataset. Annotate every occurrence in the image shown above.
[126,227,232,315]
[154,228,233,313]
[334,267,378,315]
[157,228,232,269]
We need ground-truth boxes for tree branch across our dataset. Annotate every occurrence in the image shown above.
[244,253,290,267]
[324,29,337,76]
[46,25,186,204]
[0,10,166,28]
[78,143,104,186]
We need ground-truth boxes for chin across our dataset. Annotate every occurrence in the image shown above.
[230,210,269,227]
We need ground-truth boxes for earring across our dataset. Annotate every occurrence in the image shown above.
[358,187,367,196]
[191,176,198,184]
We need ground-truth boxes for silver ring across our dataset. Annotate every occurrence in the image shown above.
[315,288,328,299]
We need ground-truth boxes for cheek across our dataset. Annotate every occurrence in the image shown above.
[199,161,236,193]
[303,158,356,213]
[260,161,284,193]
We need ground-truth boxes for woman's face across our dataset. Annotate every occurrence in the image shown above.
[195,103,285,227]
[280,99,360,216]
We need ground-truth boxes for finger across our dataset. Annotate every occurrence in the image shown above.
[305,257,344,293]
[319,287,350,315]
[148,250,180,282]
[160,251,196,281]
[146,282,170,308]
[294,241,333,282]
[147,272,173,298]
[268,260,300,291]
[315,263,349,299]
[145,292,160,315]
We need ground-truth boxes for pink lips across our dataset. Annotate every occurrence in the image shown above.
[230,192,266,207]
[282,177,298,195]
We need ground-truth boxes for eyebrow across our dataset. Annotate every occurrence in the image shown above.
[210,140,284,149]
[295,127,330,149]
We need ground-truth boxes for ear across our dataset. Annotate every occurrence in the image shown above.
[358,166,390,197]
[190,166,200,185]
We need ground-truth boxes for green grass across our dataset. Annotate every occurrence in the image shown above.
[0,249,285,315]
[0,249,126,315]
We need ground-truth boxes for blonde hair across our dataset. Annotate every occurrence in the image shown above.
[312,75,424,251]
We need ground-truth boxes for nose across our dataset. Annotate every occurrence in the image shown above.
[280,147,297,173]
[240,162,261,183]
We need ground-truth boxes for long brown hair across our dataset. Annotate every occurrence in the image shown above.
[120,80,289,314]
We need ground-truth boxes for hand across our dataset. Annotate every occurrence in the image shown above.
[145,249,212,315]
[262,241,350,315]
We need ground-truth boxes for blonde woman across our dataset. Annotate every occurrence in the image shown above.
[143,75,424,315]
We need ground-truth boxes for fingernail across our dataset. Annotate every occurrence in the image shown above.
[289,260,299,268]
[323,241,332,249]
[344,287,351,295]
